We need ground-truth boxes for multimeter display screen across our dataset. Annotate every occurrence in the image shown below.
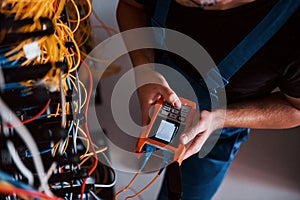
[154,120,177,142]
[149,103,191,145]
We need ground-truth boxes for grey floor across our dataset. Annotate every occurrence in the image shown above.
[91,1,300,199]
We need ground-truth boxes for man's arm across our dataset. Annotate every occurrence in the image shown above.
[117,0,181,125]
[117,0,153,66]
[219,93,300,129]
[182,92,300,159]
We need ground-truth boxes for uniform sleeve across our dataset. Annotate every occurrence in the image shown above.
[278,58,300,98]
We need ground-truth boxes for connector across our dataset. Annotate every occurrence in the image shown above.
[162,150,172,168]
[139,144,156,171]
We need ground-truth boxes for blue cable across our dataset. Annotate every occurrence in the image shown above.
[139,144,156,171]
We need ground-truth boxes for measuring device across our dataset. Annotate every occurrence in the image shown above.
[135,97,196,165]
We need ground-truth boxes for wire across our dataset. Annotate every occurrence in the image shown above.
[114,145,155,200]
[0,180,63,200]
[68,0,81,33]
[6,141,34,186]
[43,162,57,185]
[80,147,108,159]
[125,168,164,200]
[94,166,116,188]
[89,190,103,200]
[114,171,141,200]
[75,69,82,112]
[73,119,80,153]
[68,73,87,109]
[7,99,51,128]
[0,98,52,196]
[76,55,98,200]
[125,150,171,199]
[0,67,5,90]
[68,0,92,22]
[60,71,67,128]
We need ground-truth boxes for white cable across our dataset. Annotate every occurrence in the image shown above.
[89,191,103,200]
[60,71,67,128]
[0,98,53,196]
[6,141,34,186]
[43,162,57,185]
[94,151,117,188]
[75,71,82,113]
[73,119,80,153]
[0,68,5,91]
[77,136,117,188]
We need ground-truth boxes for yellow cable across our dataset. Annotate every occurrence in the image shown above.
[114,170,142,200]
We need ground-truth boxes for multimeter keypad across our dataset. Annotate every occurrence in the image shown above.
[159,103,191,124]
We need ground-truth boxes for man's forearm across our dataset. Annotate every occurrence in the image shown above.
[215,93,300,129]
[117,0,154,66]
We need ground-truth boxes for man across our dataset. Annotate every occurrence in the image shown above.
[116,0,300,199]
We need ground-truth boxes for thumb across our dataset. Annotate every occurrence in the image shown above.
[140,103,151,126]
[158,87,181,108]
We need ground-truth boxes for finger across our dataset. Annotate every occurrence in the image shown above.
[140,103,151,126]
[158,86,181,108]
[180,121,207,145]
[183,134,204,160]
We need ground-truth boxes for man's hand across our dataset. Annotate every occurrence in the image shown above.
[180,109,225,160]
[180,92,300,160]
[135,67,181,126]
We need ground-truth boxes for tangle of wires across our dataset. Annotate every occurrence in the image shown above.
[0,0,116,199]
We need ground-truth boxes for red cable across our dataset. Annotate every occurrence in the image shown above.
[75,55,98,200]
[0,184,63,200]
[7,100,51,128]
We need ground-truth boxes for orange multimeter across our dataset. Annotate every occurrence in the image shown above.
[135,97,196,165]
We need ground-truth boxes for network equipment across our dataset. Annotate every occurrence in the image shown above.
[0,0,116,199]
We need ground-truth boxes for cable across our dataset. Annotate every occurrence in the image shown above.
[58,120,74,155]
[0,180,63,200]
[124,168,165,200]
[6,141,34,186]
[114,145,156,200]
[89,190,103,200]
[60,71,67,128]
[80,147,108,159]
[94,166,116,188]
[73,119,80,153]
[7,99,51,128]
[43,162,57,188]
[124,150,171,199]
[68,0,81,33]
[76,55,98,200]
[0,67,5,90]
[68,0,92,22]
[0,98,52,196]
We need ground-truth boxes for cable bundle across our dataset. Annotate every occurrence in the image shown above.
[0,0,116,199]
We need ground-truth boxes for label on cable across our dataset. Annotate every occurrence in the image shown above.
[23,41,41,60]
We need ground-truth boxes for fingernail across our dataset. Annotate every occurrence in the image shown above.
[170,94,181,108]
[181,134,188,145]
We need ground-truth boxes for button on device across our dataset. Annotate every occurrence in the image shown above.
[177,116,186,123]
[181,106,191,113]
[162,105,171,111]
[160,110,169,116]
[169,113,177,120]
[171,109,180,115]
[180,112,188,117]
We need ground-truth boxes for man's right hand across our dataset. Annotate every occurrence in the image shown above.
[135,67,181,126]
